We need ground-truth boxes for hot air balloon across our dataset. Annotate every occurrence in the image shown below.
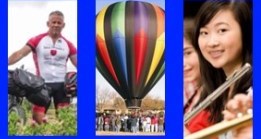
[96,1,165,109]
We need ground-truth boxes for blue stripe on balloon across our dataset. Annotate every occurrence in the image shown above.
[113,30,128,85]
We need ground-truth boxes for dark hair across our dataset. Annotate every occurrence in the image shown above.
[184,18,194,43]
[192,0,252,123]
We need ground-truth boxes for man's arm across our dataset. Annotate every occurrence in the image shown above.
[8,45,32,65]
[69,54,77,67]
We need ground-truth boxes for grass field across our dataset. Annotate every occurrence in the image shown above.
[8,103,77,136]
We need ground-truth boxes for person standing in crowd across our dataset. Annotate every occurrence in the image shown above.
[151,115,155,132]
[154,114,159,132]
[146,114,151,132]
[97,114,104,131]
[158,114,164,132]
[141,115,147,132]
[115,115,122,132]
[104,114,110,131]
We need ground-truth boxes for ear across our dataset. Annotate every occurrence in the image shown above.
[62,23,65,28]
[47,21,49,27]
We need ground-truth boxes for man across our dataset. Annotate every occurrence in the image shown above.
[8,10,77,124]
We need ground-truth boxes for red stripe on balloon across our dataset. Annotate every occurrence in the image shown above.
[134,30,147,84]
[97,36,120,85]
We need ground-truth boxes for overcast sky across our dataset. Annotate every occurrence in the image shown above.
[8,0,77,72]
[96,0,165,100]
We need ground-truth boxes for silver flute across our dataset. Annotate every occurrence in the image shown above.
[184,63,252,124]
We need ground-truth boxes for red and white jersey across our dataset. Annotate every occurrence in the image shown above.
[27,33,77,83]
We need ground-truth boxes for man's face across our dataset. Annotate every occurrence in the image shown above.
[47,14,65,36]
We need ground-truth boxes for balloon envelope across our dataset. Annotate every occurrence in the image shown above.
[96,1,165,108]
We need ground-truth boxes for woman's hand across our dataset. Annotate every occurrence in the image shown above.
[222,93,252,139]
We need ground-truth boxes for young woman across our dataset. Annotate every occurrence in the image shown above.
[184,19,201,106]
[184,18,213,135]
[192,0,252,138]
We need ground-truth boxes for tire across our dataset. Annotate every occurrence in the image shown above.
[9,105,26,125]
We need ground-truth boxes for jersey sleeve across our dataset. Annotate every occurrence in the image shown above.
[26,33,47,51]
[26,36,38,50]
[67,41,77,56]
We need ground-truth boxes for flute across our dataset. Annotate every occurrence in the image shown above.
[184,63,252,124]
[185,113,252,139]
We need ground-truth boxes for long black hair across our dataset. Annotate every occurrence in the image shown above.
[192,0,252,123]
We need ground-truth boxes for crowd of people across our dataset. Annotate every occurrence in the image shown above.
[96,112,165,133]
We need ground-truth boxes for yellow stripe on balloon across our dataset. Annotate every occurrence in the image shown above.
[145,33,165,85]
[96,6,108,40]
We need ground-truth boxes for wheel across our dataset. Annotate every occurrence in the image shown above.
[9,105,26,125]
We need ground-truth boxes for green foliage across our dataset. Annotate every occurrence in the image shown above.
[8,106,77,136]
[8,112,22,135]
[22,99,32,112]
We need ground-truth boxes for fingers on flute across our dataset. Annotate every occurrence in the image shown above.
[233,94,252,111]
[226,99,240,113]
[222,110,237,121]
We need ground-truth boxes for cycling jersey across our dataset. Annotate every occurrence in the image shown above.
[27,33,77,83]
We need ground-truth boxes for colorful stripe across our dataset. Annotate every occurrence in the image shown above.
[96,1,165,102]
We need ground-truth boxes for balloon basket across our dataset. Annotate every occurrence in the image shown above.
[125,99,142,109]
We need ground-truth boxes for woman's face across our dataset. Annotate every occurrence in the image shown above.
[184,38,201,83]
[198,9,243,76]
